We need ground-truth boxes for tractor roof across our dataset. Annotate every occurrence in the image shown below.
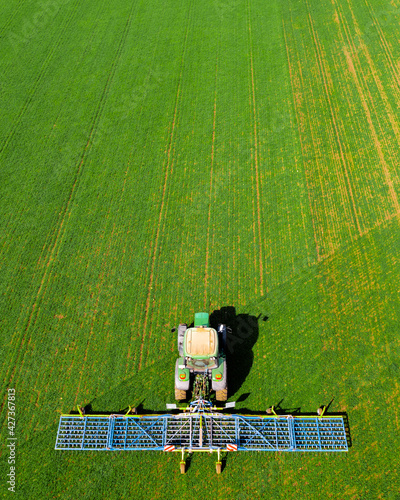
[185,327,218,357]
[194,312,209,327]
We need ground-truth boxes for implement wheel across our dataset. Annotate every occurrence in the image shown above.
[180,461,186,474]
[216,388,228,401]
[175,389,186,401]
[216,462,222,474]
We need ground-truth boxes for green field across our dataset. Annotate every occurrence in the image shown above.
[1,0,400,497]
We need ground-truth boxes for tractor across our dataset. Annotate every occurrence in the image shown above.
[174,312,228,401]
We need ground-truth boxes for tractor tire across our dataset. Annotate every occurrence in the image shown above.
[175,388,186,401]
[217,324,227,354]
[216,388,228,401]
[177,323,187,356]
[180,462,186,474]
[216,462,222,474]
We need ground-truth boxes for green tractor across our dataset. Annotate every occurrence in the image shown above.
[174,312,228,402]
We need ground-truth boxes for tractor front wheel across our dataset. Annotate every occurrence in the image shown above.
[216,388,228,401]
[175,389,186,401]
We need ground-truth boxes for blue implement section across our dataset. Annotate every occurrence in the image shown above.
[55,413,348,452]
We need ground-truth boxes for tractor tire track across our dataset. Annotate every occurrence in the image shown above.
[334,2,400,217]
[0,0,27,39]
[0,28,106,396]
[247,0,264,296]
[362,0,400,92]
[204,52,219,308]
[0,0,81,158]
[342,46,400,215]
[3,3,136,392]
[283,18,321,262]
[20,1,137,390]
[306,7,363,237]
[138,0,194,371]
[0,0,84,396]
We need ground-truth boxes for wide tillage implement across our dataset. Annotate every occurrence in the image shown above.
[55,399,348,473]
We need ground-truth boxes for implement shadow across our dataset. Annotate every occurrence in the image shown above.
[210,306,263,398]
[69,401,180,416]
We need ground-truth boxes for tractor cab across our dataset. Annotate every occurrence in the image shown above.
[175,312,228,401]
[184,327,219,370]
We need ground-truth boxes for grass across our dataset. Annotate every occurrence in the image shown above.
[1,0,400,498]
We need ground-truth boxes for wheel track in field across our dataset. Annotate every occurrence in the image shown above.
[124,42,170,375]
[334,2,400,217]
[2,2,136,395]
[282,18,322,262]
[204,52,219,309]
[0,0,81,158]
[306,7,363,237]
[285,14,346,259]
[304,26,352,254]
[138,0,194,371]
[0,0,105,400]
[0,14,99,264]
[303,66,342,256]
[247,0,264,297]
[0,18,106,402]
[0,0,27,39]
[0,0,83,405]
[1,22,97,301]
[362,0,400,91]
[9,0,136,392]
[73,220,117,405]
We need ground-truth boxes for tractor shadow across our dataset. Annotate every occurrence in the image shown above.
[209,306,266,399]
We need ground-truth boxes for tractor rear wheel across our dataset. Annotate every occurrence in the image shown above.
[175,388,186,401]
[177,323,187,356]
[216,388,228,401]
